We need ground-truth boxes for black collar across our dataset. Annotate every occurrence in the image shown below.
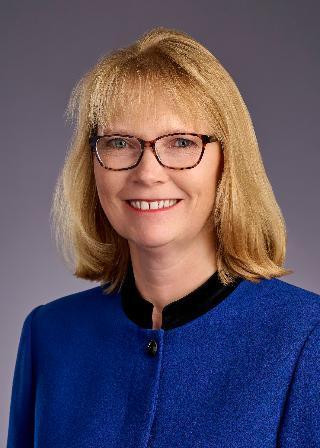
[120,261,243,330]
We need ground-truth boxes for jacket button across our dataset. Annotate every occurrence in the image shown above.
[146,339,158,356]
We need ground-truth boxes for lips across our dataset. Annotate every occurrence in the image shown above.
[126,199,182,202]
[125,198,182,212]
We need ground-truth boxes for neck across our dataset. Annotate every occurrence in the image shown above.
[128,229,218,316]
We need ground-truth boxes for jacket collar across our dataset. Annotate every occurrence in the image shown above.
[120,261,243,330]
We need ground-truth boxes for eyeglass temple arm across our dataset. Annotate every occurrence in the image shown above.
[89,125,99,150]
[206,134,224,148]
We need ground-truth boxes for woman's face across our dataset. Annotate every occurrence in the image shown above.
[93,100,224,252]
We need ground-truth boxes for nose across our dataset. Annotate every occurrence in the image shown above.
[136,141,162,168]
[129,141,169,185]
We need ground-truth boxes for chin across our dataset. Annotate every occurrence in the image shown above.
[128,234,178,249]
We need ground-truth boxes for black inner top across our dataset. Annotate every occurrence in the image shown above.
[120,261,243,330]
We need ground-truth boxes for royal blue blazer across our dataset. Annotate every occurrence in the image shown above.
[6,275,320,447]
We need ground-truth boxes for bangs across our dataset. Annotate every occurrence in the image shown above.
[87,54,217,134]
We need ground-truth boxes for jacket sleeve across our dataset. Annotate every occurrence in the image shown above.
[279,319,320,447]
[6,305,43,448]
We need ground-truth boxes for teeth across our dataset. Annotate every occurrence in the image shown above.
[129,199,179,210]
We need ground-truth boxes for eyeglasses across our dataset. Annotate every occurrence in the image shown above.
[89,131,223,171]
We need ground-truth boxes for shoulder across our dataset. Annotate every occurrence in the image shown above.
[242,275,320,309]
[22,283,118,336]
[261,276,320,309]
[242,275,319,300]
[239,276,320,336]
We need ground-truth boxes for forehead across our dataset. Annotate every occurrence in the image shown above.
[98,92,208,137]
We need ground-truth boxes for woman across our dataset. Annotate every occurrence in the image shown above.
[7,26,320,447]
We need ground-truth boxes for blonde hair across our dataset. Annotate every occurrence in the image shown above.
[50,26,293,295]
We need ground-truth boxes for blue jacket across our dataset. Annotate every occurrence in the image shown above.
[6,272,320,447]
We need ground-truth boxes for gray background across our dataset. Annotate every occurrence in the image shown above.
[1,0,319,443]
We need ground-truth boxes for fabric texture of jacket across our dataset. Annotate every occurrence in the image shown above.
[6,272,320,447]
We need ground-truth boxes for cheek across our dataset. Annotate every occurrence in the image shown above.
[203,154,223,196]
[198,184,216,215]
[94,162,115,200]
[94,174,126,229]
[95,183,120,230]
[94,172,114,213]
[95,177,107,202]
[195,163,220,194]
[196,168,221,213]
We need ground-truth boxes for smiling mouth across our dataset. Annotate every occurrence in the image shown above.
[125,199,182,212]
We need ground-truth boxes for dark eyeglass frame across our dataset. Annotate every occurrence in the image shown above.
[88,130,224,171]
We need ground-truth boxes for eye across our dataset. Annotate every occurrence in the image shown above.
[174,137,195,148]
[108,138,128,149]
